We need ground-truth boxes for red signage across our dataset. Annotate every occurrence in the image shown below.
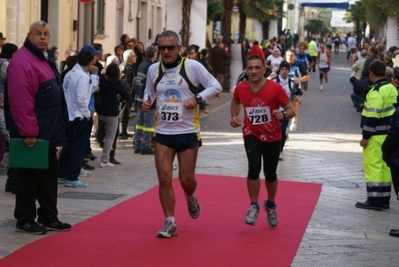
[79,0,93,3]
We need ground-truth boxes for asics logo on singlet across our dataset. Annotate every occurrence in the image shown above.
[249,108,267,114]
[161,105,178,111]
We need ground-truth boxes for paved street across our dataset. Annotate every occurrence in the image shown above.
[1,49,399,266]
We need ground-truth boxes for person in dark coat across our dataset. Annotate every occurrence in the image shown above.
[382,67,399,238]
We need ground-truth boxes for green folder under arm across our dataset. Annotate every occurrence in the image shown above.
[9,139,49,169]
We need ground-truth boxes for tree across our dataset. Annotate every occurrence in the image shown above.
[345,0,367,46]
[238,0,284,41]
[365,0,399,31]
[221,0,233,92]
[364,0,399,47]
[180,0,193,47]
[304,19,328,39]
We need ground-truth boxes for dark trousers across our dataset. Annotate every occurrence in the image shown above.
[59,118,93,181]
[351,94,365,112]
[14,148,59,223]
[280,119,289,153]
[310,56,317,72]
[391,167,399,200]
[119,99,133,134]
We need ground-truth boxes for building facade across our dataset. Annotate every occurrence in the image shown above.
[0,0,166,63]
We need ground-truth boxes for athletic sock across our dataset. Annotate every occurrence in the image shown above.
[251,202,259,210]
[166,216,175,223]
[266,200,276,209]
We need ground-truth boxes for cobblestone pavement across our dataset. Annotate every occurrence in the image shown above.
[1,50,399,266]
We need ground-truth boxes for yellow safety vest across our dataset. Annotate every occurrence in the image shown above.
[308,41,317,57]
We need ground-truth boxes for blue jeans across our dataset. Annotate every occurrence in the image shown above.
[134,108,155,150]
[280,119,289,153]
[59,118,93,181]
[351,94,364,112]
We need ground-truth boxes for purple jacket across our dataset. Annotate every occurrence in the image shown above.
[6,38,69,148]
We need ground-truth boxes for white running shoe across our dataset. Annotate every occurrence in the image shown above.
[244,205,259,225]
[289,121,297,131]
[263,200,278,227]
[319,84,323,90]
[157,220,178,238]
[100,162,115,168]
[279,153,283,161]
[79,168,91,177]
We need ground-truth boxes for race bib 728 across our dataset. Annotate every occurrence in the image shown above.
[245,106,271,125]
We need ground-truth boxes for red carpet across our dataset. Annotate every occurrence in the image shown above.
[0,175,321,267]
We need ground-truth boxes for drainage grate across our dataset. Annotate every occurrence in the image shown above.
[325,181,359,188]
[58,192,124,201]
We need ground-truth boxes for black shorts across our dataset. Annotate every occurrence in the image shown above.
[154,133,202,152]
[243,135,280,182]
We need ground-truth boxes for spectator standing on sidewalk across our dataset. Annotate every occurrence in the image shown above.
[209,35,228,97]
[133,46,158,155]
[6,20,71,234]
[142,30,221,238]
[230,55,296,227]
[118,49,136,140]
[382,68,399,237]
[356,60,398,210]
[95,63,131,167]
[58,48,100,188]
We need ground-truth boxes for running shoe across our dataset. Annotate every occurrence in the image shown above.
[58,178,65,184]
[279,153,284,161]
[15,221,47,235]
[100,162,115,168]
[64,180,87,188]
[289,121,297,131]
[157,219,178,238]
[244,204,259,225]
[263,200,278,227]
[186,193,201,219]
[319,84,323,90]
[79,168,91,177]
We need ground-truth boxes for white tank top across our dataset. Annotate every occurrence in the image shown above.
[318,50,329,68]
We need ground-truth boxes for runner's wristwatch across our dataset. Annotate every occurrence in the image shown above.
[195,94,203,103]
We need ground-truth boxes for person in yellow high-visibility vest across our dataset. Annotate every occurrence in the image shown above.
[356,59,398,210]
[308,37,318,73]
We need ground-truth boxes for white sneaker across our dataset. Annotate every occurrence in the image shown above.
[244,205,259,225]
[79,168,91,177]
[319,84,323,90]
[157,220,178,238]
[289,121,297,131]
[100,162,115,168]
[279,153,283,161]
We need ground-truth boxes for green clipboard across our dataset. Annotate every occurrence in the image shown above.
[9,139,49,169]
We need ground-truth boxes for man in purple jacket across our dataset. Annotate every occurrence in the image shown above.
[6,21,71,234]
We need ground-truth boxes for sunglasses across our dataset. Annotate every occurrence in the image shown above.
[158,45,177,51]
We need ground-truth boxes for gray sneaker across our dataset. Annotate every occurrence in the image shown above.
[186,193,201,219]
[157,220,178,238]
[263,200,278,227]
[244,205,259,225]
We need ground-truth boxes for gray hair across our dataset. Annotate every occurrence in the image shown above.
[386,67,393,81]
[159,30,181,46]
[29,20,50,32]
[106,55,119,66]
[123,49,135,61]
[384,52,393,62]
[146,46,158,58]
[360,49,368,57]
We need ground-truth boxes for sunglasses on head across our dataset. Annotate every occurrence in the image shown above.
[158,45,177,51]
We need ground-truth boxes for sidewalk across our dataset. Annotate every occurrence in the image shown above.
[0,49,398,266]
